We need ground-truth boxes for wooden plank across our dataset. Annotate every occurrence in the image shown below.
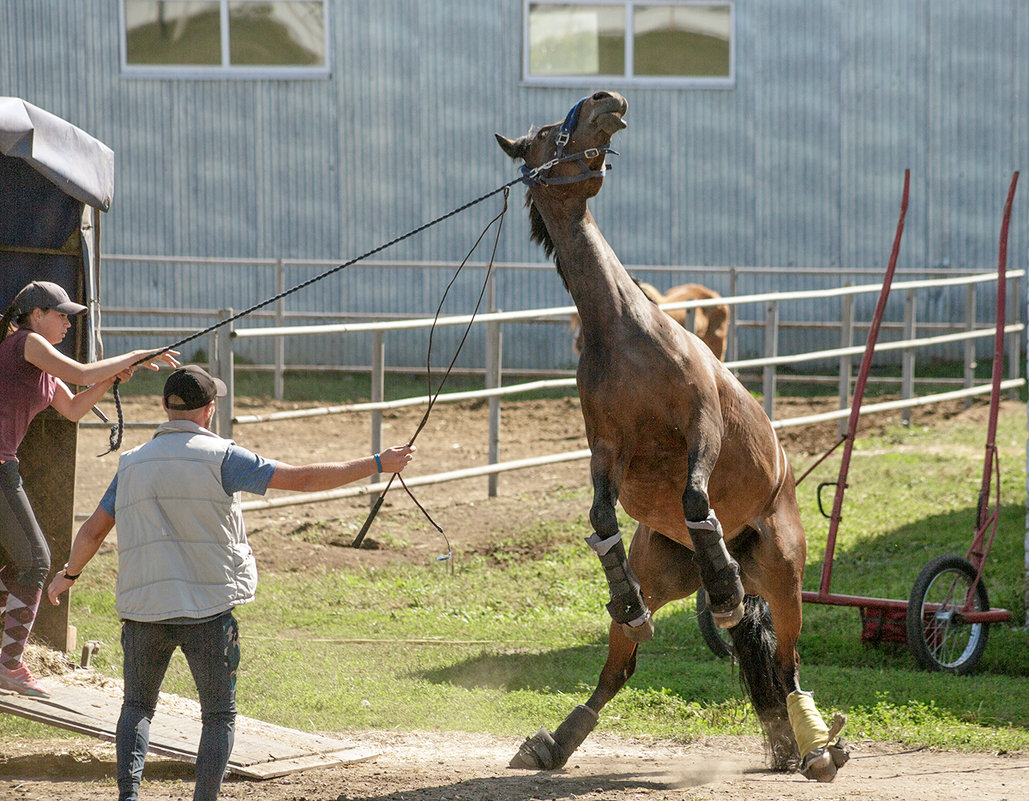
[0,674,378,778]
[234,748,379,779]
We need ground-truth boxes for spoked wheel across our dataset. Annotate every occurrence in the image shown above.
[695,589,735,659]
[906,554,990,674]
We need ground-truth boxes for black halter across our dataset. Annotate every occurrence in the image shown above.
[520,97,619,187]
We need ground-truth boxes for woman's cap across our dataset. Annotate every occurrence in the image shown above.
[163,365,227,411]
[14,281,87,316]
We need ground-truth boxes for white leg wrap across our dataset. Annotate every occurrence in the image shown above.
[786,691,829,757]
[788,691,848,782]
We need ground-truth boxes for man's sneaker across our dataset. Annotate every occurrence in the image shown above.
[0,663,51,698]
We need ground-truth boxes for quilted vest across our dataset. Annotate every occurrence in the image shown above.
[114,420,257,621]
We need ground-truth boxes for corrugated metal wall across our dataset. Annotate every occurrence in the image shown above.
[1,0,1025,370]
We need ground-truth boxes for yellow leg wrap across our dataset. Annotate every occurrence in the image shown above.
[787,691,830,757]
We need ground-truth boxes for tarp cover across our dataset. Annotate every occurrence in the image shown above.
[0,97,113,211]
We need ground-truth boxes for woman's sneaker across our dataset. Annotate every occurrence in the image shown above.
[0,663,51,698]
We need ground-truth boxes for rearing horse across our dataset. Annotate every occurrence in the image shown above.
[570,278,729,360]
[496,92,848,781]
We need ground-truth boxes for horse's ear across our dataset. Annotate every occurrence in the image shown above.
[495,133,527,161]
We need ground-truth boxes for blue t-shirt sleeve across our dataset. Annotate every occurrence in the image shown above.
[220,444,278,496]
[99,476,118,517]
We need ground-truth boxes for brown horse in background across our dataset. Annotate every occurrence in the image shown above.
[570,279,729,360]
[497,91,847,781]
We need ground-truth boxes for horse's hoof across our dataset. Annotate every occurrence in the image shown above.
[711,600,744,629]
[618,616,654,643]
[800,749,837,782]
[828,739,850,769]
[509,728,560,770]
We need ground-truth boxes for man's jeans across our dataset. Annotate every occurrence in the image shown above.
[116,611,240,801]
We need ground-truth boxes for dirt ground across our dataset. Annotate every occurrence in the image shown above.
[3,393,1026,800]
[3,730,1028,801]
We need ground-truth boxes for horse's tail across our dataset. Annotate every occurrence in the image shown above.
[728,596,799,772]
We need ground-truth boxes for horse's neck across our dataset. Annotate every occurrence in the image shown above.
[545,207,636,325]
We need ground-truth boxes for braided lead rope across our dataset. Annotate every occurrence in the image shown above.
[97,176,526,456]
[351,188,510,553]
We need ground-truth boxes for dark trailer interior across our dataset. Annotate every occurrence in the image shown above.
[0,97,114,652]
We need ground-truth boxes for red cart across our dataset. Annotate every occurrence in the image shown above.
[698,171,1019,674]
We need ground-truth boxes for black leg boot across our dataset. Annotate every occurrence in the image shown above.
[687,511,744,628]
[585,532,653,642]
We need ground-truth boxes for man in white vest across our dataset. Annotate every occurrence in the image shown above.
[47,365,415,801]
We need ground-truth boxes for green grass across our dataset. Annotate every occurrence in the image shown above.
[8,399,1028,753]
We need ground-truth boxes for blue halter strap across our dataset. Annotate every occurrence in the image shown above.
[521,96,618,187]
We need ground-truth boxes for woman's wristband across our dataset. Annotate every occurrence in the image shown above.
[62,566,81,581]
[374,453,383,472]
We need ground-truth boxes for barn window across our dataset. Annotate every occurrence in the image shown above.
[122,0,328,78]
[524,1,733,87]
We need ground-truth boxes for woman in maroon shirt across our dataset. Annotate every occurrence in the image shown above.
[0,281,178,697]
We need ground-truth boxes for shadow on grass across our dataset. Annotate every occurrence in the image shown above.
[414,499,1029,734]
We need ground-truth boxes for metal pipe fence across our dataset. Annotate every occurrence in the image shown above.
[87,266,1024,511]
[98,257,1020,384]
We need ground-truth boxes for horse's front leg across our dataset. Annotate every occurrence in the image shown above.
[585,447,654,643]
[682,440,745,628]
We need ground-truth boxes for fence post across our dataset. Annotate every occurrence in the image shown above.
[214,308,234,438]
[1008,273,1020,401]
[486,319,502,498]
[762,300,778,420]
[274,258,285,400]
[727,267,738,363]
[963,284,976,408]
[901,290,916,424]
[838,289,854,437]
[370,330,384,505]
[685,306,697,336]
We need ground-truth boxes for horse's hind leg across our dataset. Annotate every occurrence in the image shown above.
[511,525,698,770]
[509,622,637,770]
[738,500,849,781]
[726,593,799,771]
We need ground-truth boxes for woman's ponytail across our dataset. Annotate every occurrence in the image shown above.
[0,300,18,344]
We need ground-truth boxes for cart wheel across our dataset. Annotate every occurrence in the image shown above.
[906,554,990,674]
[696,589,735,659]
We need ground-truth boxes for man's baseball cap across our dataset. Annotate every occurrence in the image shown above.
[163,365,227,411]
[14,281,87,316]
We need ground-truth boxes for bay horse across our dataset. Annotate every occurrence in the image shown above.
[571,279,729,359]
[496,91,847,781]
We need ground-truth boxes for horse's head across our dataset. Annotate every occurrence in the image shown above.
[495,91,627,195]
[496,92,628,282]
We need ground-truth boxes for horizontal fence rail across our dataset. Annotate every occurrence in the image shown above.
[84,268,1024,514]
[97,257,1022,380]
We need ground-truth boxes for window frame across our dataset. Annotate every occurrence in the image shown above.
[522,0,734,89]
[120,0,330,80]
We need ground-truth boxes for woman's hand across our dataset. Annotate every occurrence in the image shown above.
[46,572,74,606]
[136,349,180,371]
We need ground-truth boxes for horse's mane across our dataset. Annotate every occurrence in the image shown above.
[525,191,570,292]
[526,193,656,303]
[630,276,660,305]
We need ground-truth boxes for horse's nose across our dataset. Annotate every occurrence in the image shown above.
[590,91,628,113]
